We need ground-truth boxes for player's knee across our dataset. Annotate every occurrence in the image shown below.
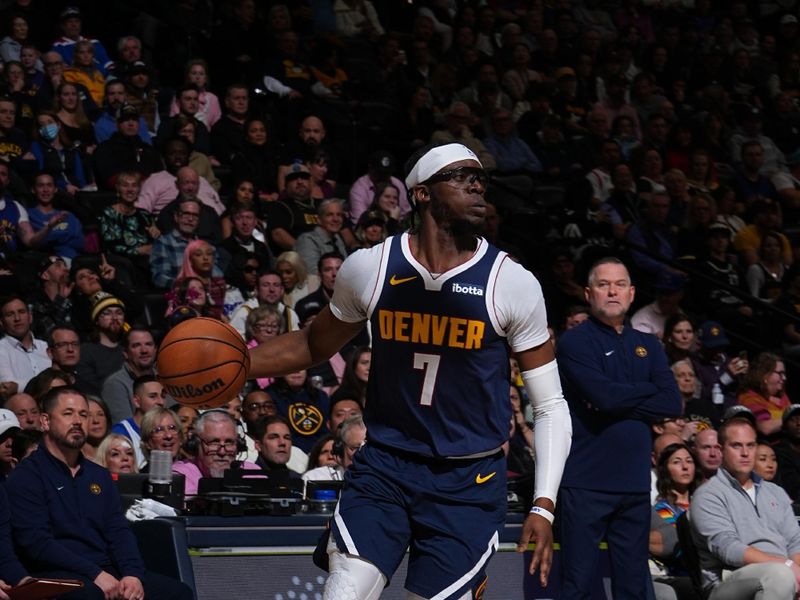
[325,550,386,600]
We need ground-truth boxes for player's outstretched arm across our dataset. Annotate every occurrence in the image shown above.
[248,306,364,379]
[514,340,572,588]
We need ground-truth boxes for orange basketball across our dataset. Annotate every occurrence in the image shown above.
[157,317,250,408]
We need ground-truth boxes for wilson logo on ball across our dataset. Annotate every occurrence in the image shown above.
[164,378,226,399]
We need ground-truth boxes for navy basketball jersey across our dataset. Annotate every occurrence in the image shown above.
[365,235,511,457]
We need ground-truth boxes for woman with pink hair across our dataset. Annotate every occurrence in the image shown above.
[170,240,226,320]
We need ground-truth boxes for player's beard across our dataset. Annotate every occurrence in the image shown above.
[430,199,483,238]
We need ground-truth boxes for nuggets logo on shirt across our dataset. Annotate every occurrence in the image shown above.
[635,346,648,358]
[89,483,102,495]
[376,309,485,349]
[289,403,324,435]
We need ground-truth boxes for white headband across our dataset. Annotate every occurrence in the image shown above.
[404,143,482,189]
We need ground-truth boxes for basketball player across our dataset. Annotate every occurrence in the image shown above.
[249,143,572,599]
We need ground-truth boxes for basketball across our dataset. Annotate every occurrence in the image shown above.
[157,317,250,408]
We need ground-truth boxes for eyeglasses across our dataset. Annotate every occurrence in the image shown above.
[244,401,276,413]
[772,370,787,378]
[425,166,488,188]
[152,424,178,436]
[199,438,238,453]
[52,341,80,349]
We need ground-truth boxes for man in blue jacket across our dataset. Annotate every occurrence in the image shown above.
[557,257,682,599]
[6,386,192,600]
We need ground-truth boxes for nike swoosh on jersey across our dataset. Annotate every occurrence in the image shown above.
[475,472,496,484]
[389,274,418,286]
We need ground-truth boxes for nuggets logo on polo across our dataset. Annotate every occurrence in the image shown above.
[89,483,101,494]
[635,346,648,357]
[289,403,323,435]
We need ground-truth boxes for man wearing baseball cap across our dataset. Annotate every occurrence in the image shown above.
[0,409,20,481]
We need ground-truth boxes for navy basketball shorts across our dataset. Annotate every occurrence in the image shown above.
[330,442,507,600]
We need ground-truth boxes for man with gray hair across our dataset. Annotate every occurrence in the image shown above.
[172,409,258,495]
[295,198,348,275]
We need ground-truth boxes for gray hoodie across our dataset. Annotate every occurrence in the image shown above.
[690,467,800,594]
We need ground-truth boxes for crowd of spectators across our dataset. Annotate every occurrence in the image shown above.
[3,0,800,597]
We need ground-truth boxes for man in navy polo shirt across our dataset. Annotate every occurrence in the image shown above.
[6,386,192,600]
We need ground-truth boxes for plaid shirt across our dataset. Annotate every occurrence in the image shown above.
[149,230,191,288]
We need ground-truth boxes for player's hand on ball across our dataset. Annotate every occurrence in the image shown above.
[517,507,554,587]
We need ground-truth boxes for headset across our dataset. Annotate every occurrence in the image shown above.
[182,409,248,456]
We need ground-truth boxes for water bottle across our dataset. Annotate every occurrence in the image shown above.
[711,383,724,405]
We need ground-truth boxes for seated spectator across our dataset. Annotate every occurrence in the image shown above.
[330,346,370,407]
[7,387,193,599]
[98,171,158,281]
[264,164,319,253]
[295,199,348,276]
[650,442,701,598]
[0,482,29,589]
[754,443,778,483]
[353,209,388,249]
[430,101,497,170]
[94,79,151,145]
[31,111,87,195]
[121,61,159,139]
[26,172,84,260]
[4,392,40,431]
[0,295,50,396]
[630,272,686,340]
[230,269,300,335]
[69,256,140,337]
[111,375,166,468]
[149,198,208,289]
[334,0,384,39]
[733,198,793,267]
[223,252,260,318]
[305,433,336,472]
[483,107,542,175]
[23,368,70,405]
[82,395,109,461]
[275,251,319,309]
[52,81,97,154]
[305,147,336,201]
[50,6,112,75]
[267,369,330,454]
[626,191,679,283]
[294,253,343,327]
[173,409,259,496]
[210,84,249,166]
[732,140,780,206]
[689,428,722,483]
[0,409,20,480]
[737,353,790,441]
[92,104,161,190]
[101,328,157,425]
[671,359,700,416]
[690,417,800,599]
[348,150,410,225]
[730,107,786,175]
[29,256,73,340]
[0,14,35,65]
[74,292,126,396]
[139,407,183,472]
[675,192,717,258]
[253,415,301,478]
[686,148,719,195]
[157,84,211,154]
[585,138,621,206]
[63,40,106,106]
[154,167,224,245]
[94,432,137,474]
[173,240,226,319]
[302,415,366,481]
[173,115,220,191]
[168,59,221,130]
[507,385,534,477]
[690,321,749,425]
[137,137,224,218]
[230,117,278,200]
[109,35,143,80]
[218,201,273,273]
[663,313,696,364]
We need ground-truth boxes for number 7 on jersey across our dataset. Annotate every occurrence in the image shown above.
[413,353,441,406]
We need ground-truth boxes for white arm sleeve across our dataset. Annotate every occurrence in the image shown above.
[262,76,293,98]
[522,361,572,506]
[329,245,383,323]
